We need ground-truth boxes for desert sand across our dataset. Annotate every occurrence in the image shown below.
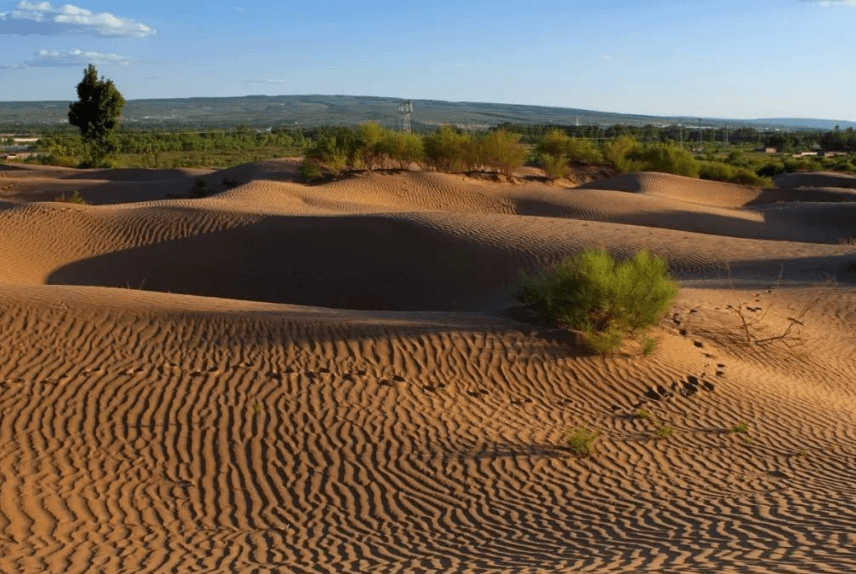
[1,160,855,573]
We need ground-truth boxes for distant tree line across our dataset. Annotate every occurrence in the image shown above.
[496,122,856,152]
[22,120,856,182]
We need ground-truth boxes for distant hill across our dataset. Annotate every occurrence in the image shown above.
[0,95,852,131]
[752,118,856,131]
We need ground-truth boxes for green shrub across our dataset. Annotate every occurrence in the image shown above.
[626,143,699,177]
[323,151,349,177]
[537,129,570,158]
[566,425,599,456]
[603,135,637,171]
[783,157,823,173]
[357,122,385,169]
[191,178,207,198]
[655,425,674,439]
[539,152,568,180]
[641,336,658,356]
[299,159,323,181]
[565,137,603,164]
[54,189,87,204]
[304,128,359,174]
[423,126,478,173]
[377,130,425,169]
[756,161,785,178]
[699,161,771,186]
[478,129,527,176]
[515,249,678,354]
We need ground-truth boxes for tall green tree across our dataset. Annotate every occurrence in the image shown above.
[68,64,125,167]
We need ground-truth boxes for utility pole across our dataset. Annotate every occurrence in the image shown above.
[398,100,413,133]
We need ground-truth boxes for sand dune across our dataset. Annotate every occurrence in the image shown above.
[1,160,855,573]
[774,170,856,190]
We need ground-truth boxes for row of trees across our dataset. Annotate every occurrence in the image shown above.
[499,122,856,152]
[300,124,777,186]
[36,129,304,157]
[302,124,528,177]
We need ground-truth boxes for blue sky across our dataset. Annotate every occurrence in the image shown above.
[0,0,854,120]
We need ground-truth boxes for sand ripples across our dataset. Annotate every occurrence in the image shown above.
[0,163,855,572]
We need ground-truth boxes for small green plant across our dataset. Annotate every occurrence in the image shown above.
[515,249,679,354]
[838,237,856,245]
[566,425,599,457]
[655,425,674,439]
[191,178,207,198]
[634,408,655,421]
[222,178,239,188]
[641,336,658,356]
[54,189,87,204]
[729,422,749,434]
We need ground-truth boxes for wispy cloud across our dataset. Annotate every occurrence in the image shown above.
[801,0,856,5]
[0,1,155,37]
[25,49,131,67]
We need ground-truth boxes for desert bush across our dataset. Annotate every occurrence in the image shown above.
[191,179,207,198]
[304,129,358,176]
[357,122,385,169]
[699,161,771,186]
[377,130,425,168]
[756,161,785,178]
[603,135,637,171]
[299,159,323,181]
[783,157,824,173]
[565,137,603,164]
[515,249,678,354]
[323,151,349,177]
[625,143,699,177]
[478,129,527,176]
[537,129,570,157]
[54,189,87,204]
[539,152,568,180]
[423,126,478,173]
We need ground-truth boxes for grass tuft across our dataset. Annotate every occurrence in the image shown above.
[566,425,599,457]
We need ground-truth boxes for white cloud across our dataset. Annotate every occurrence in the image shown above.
[7,48,132,67]
[0,1,155,37]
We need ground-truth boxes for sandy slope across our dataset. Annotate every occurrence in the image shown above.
[1,161,855,573]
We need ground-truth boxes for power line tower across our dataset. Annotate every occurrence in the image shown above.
[398,100,413,133]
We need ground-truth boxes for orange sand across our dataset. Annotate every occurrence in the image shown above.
[1,161,855,573]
